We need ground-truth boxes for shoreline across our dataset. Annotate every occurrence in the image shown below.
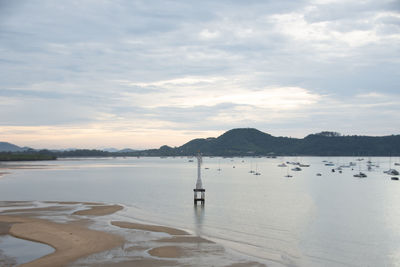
[0,201,267,267]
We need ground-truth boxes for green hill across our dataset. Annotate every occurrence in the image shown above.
[168,128,400,156]
[3,128,399,158]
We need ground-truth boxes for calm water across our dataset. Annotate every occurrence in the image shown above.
[0,157,399,266]
[0,235,54,266]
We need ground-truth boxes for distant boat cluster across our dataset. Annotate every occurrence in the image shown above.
[184,156,400,181]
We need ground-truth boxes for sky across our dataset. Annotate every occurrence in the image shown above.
[0,0,399,149]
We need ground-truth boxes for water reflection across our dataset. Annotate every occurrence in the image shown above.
[193,205,205,236]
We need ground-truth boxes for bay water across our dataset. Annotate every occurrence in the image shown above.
[0,156,399,266]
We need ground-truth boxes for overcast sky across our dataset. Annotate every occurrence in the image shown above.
[1,0,399,149]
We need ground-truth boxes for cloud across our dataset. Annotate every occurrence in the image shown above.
[0,0,399,148]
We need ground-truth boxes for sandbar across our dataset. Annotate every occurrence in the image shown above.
[73,205,123,216]
[157,236,213,243]
[0,202,266,266]
[45,201,102,205]
[111,221,188,235]
[87,258,179,267]
[0,215,123,267]
[148,245,185,258]
[1,206,72,214]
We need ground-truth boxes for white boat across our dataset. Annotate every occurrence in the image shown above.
[249,161,254,173]
[284,166,292,178]
[253,164,261,175]
[298,164,310,167]
[384,169,399,175]
[354,172,367,178]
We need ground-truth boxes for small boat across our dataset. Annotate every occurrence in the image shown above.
[299,164,310,167]
[278,163,287,167]
[325,162,334,166]
[285,166,292,178]
[188,159,194,162]
[384,169,400,175]
[354,172,367,178]
[316,173,322,176]
[291,167,302,171]
[254,164,261,175]
[395,163,400,166]
[391,177,399,180]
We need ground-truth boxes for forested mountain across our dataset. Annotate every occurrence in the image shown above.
[2,128,400,159]
[144,128,400,156]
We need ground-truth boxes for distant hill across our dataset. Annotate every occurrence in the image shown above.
[100,147,120,152]
[118,148,137,153]
[0,142,26,152]
[0,142,56,161]
[137,128,400,156]
[2,128,400,157]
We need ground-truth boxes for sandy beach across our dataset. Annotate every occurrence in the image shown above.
[0,201,266,267]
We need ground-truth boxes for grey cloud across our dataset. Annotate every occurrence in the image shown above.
[304,1,399,23]
[0,0,399,139]
[0,98,99,126]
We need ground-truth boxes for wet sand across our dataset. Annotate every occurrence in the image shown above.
[0,201,266,267]
[0,216,123,267]
[73,205,123,216]
[157,235,214,243]
[148,245,186,258]
[111,221,188,235]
